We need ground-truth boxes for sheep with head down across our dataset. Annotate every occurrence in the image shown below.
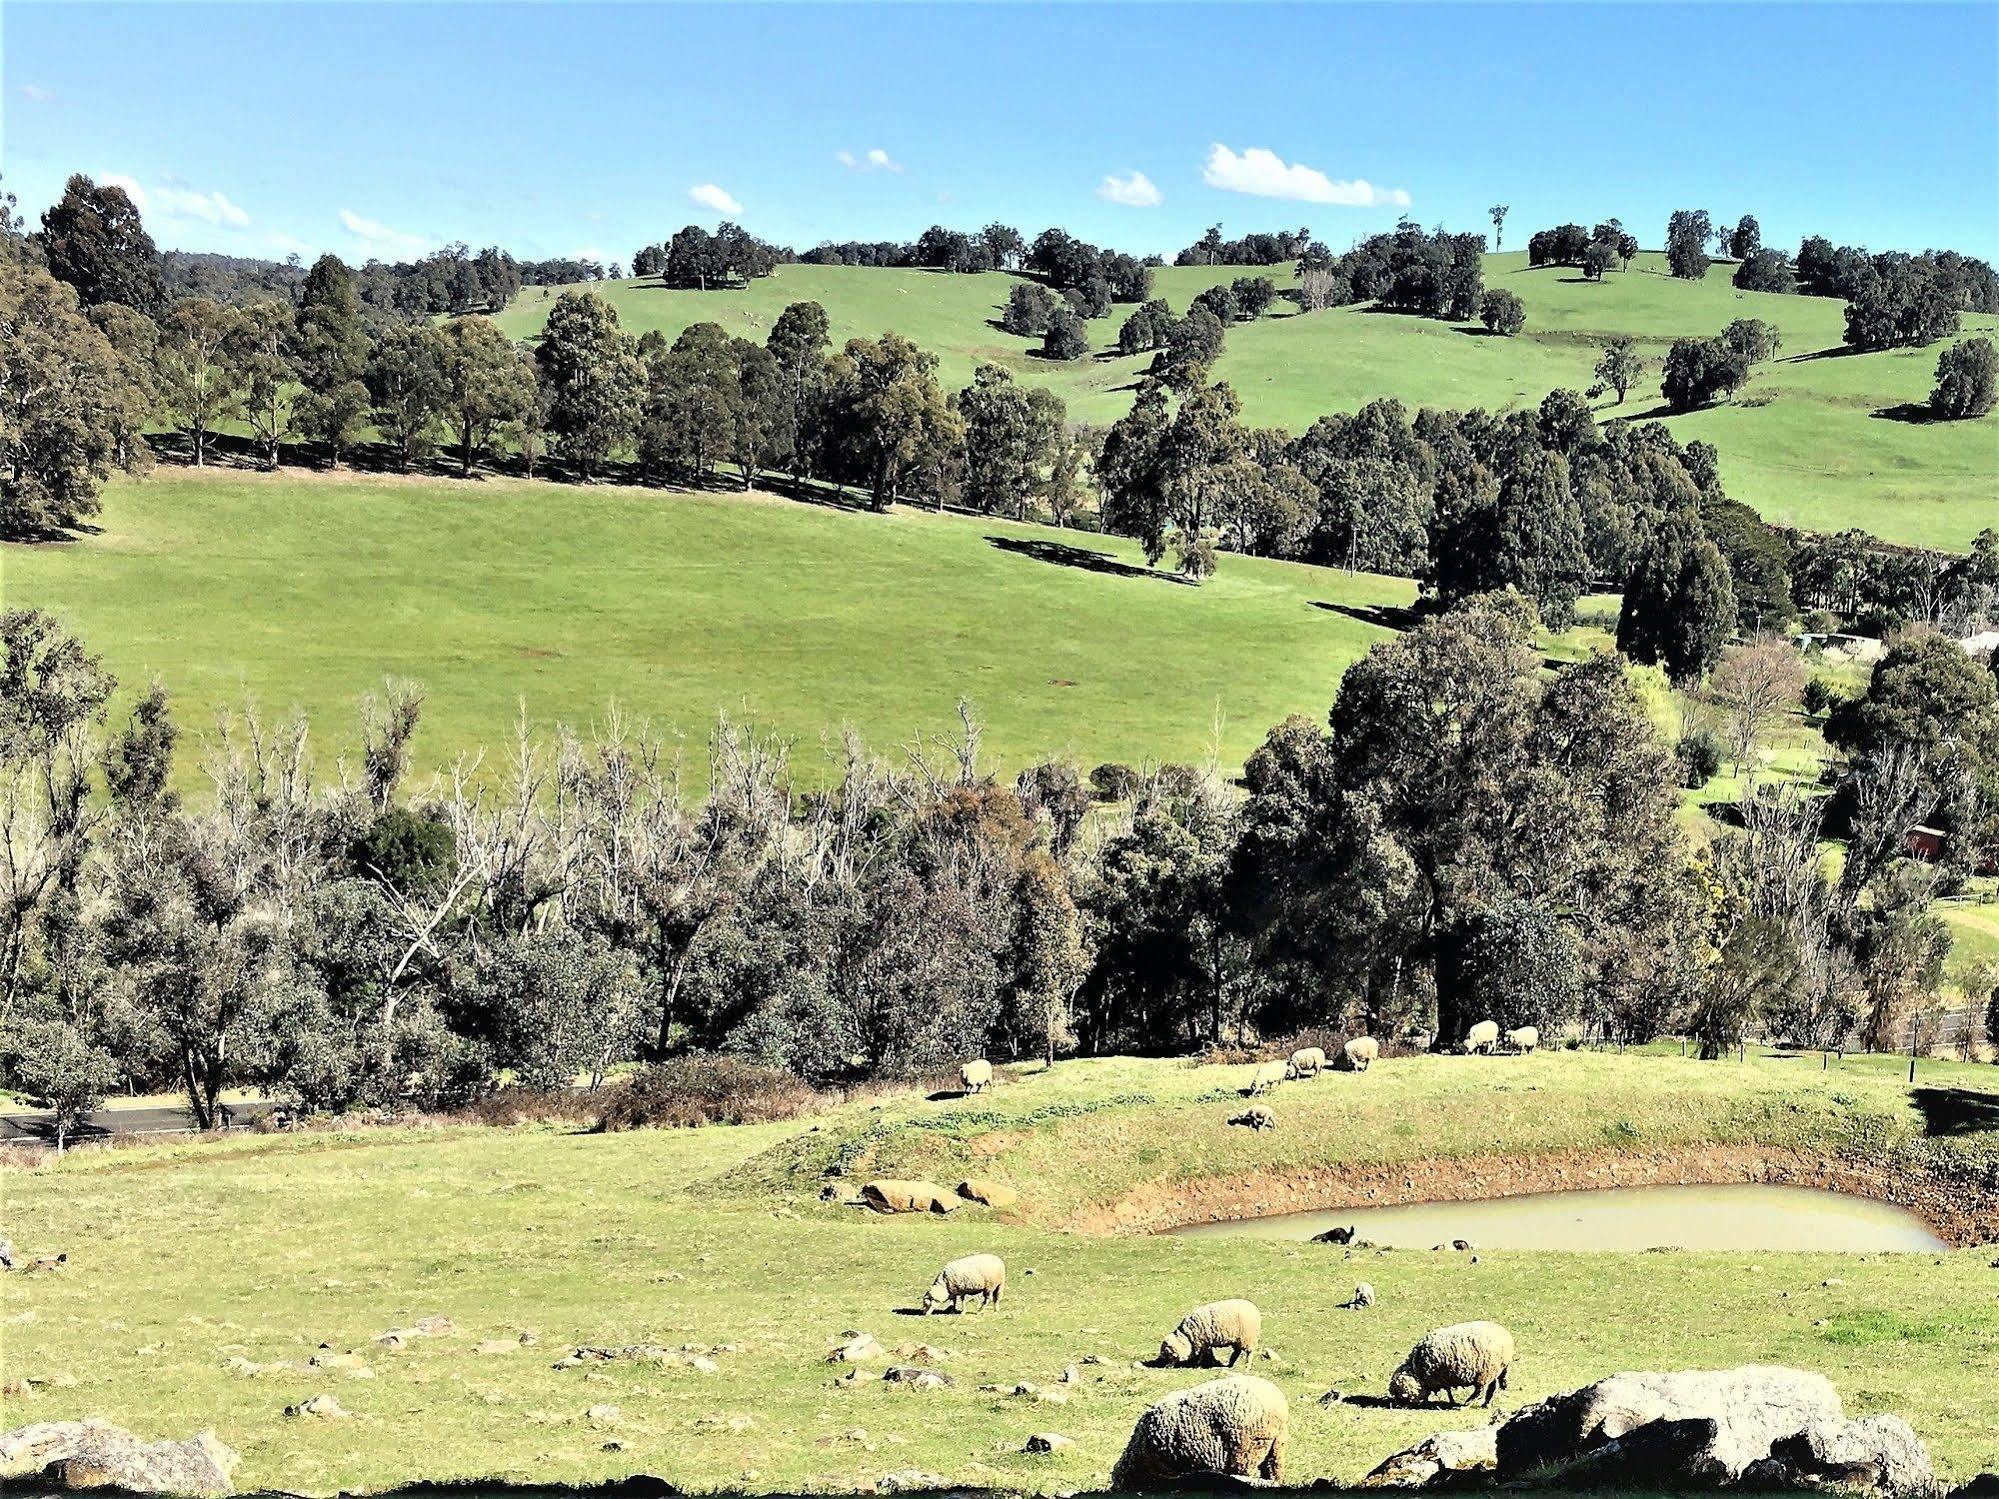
[1111,1374,1288,1488]
[1159,1298,1262,1367]
[1285,1046,1326,1079]
[921,1252,1005,1314]
[1342,1036,1380,1071]
[1505,1026,1539,1054]
[1227,1105,1277,1132]
[1463,1020,1501,1055]
[1245,1060,1286,1096]
[1389,1320,1515,1408]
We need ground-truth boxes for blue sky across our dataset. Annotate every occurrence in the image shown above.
[4,2,1995,268]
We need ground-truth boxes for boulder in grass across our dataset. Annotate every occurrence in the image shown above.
[955,1179,1018,1210]
[1361,1427,1498,1489]
[0,1420,240,1495]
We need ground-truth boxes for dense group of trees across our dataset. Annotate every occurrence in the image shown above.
[1526,220,1638,278]
[630,222,785,288]
[8,595,1986,1138]
[1294,220,1486,320]
[1175,226,1313,267]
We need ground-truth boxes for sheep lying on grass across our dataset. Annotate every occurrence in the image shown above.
[1286,1046,1326,1079]
[959,1058,992,1094]
[922,1253,1005,1314]
[860,1180,960,1215]
[1245,1061,1286,1096]
[1227,1105,1277,1131]
[1343,1036,1380,1071]
[1464,1021,1500,1054]
[1505,1026,1539,1054]
[1389,1320,1515,1408]
[1159,1299,1262,1367]
[1111,1374,1288,1487]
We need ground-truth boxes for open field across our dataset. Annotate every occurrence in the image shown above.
[493,254,1999,551]
[0,467,1416,791]
[3,1049,1997,1495]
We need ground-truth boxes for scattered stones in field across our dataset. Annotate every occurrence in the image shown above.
[827,1333,887,1365]
[1025,1433,1074,1454]
[0,1420,240,1495]
[876,1469,948,1492]
[1059,1364,1079,1384]
[18,1254,69,1274]
[1821,1277,1846,1288]
[555,1344,716,1373]
[306,1346,368,1374]
[601,1440,626,1453]
[882,1366,952,1390]
[373,1316,455,1348]
[831,1368,879,1388]
[1008,1382,1067,1404]
[583,1405,621,1425]
[693,1415,754,1435]
[891,1343,951,1365]
[284,1395,349,1421]
[1364,1425,1498,1487]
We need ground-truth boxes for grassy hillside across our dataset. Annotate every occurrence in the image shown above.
[4,1050,1996,1494]
[495,254,1999,551]
[1,467,1415,789]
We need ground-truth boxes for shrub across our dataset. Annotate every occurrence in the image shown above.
[598,1054,824,1131]
[1662,336,1750,410]
[1478,288,1525,336]
[1931,337,1997,419]
[1090,762,1140,801]
[1674,729,1725,788]
[1801,677,1845,718]
[1153,762,1202,797]
[1041,308,1089,361]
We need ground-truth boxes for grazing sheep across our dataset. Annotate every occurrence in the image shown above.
[1111,1374,1288,1488]
[1227,1106,1278,1131]
[959,1059,992,1094]
[1246,1060,1286,1096]
[1285,1046,1326,1079]
[1159,1299,1262,1368]
[922,1253,1006,1314]
[1388,1321,1516,1409]
[1342,1036,1380,1072]
[860,1180,961,1215]
[1464,1020,1501,1055]
[1505,1026,1540,1055]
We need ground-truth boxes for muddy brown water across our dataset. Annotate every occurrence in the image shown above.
[1162,1183,1946,1251]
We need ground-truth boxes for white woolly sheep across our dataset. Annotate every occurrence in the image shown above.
[1463,1020,1501,1055]
[922,1253,1006,1314]
[1227,1106,1278,1131]
[1110,1374,1288,1488]
[1159,1299,1262,1367]
[1286,1046,1326,1079]
[959,1058,992,1094]
[1343,1036,1380,1071]
[1246,1060,1286,1096]
[1505,1026,1539,1055]
[1387,1320,1516,1408]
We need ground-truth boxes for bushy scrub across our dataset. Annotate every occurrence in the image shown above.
[598,1053,824,1130]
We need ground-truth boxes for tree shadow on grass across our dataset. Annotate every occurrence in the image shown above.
[1911,1086,1999,1138]
[986,534,1189,584]
[1783,344,1866,364]
[1870,402,1944,425]
[1310,600,1425,633]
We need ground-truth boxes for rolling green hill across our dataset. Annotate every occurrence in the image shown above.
[3,467,1416,789]
[494,253,1999,551]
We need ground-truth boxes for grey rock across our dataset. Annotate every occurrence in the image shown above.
[1362,1427,1497,1489]
[1750,1414,1936,1496]
[1026,1433,1075,1454]
[0,1420,240,1495]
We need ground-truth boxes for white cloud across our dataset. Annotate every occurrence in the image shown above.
[100,173,251,228]
[837,148,903,174]
[267,232,315,258]
[1201,143,1409,208]
[688,183,743,216]
[339,208,430,257]
[154,184,250,227]
[572,247,607,265]
[1097,170,1162,208]
[19,84,54,103]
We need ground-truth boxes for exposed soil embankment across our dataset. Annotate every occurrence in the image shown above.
[1081,1143,1999,1247]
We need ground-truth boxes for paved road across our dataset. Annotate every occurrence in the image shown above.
[0,1099,277,1144]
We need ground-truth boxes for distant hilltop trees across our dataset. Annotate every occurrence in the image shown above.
[630,222,786,290]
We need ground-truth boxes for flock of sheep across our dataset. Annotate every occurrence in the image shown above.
[863,1040,1538,1483]
[908,1253,1515,1487]
[1230,1026,1537,1129]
